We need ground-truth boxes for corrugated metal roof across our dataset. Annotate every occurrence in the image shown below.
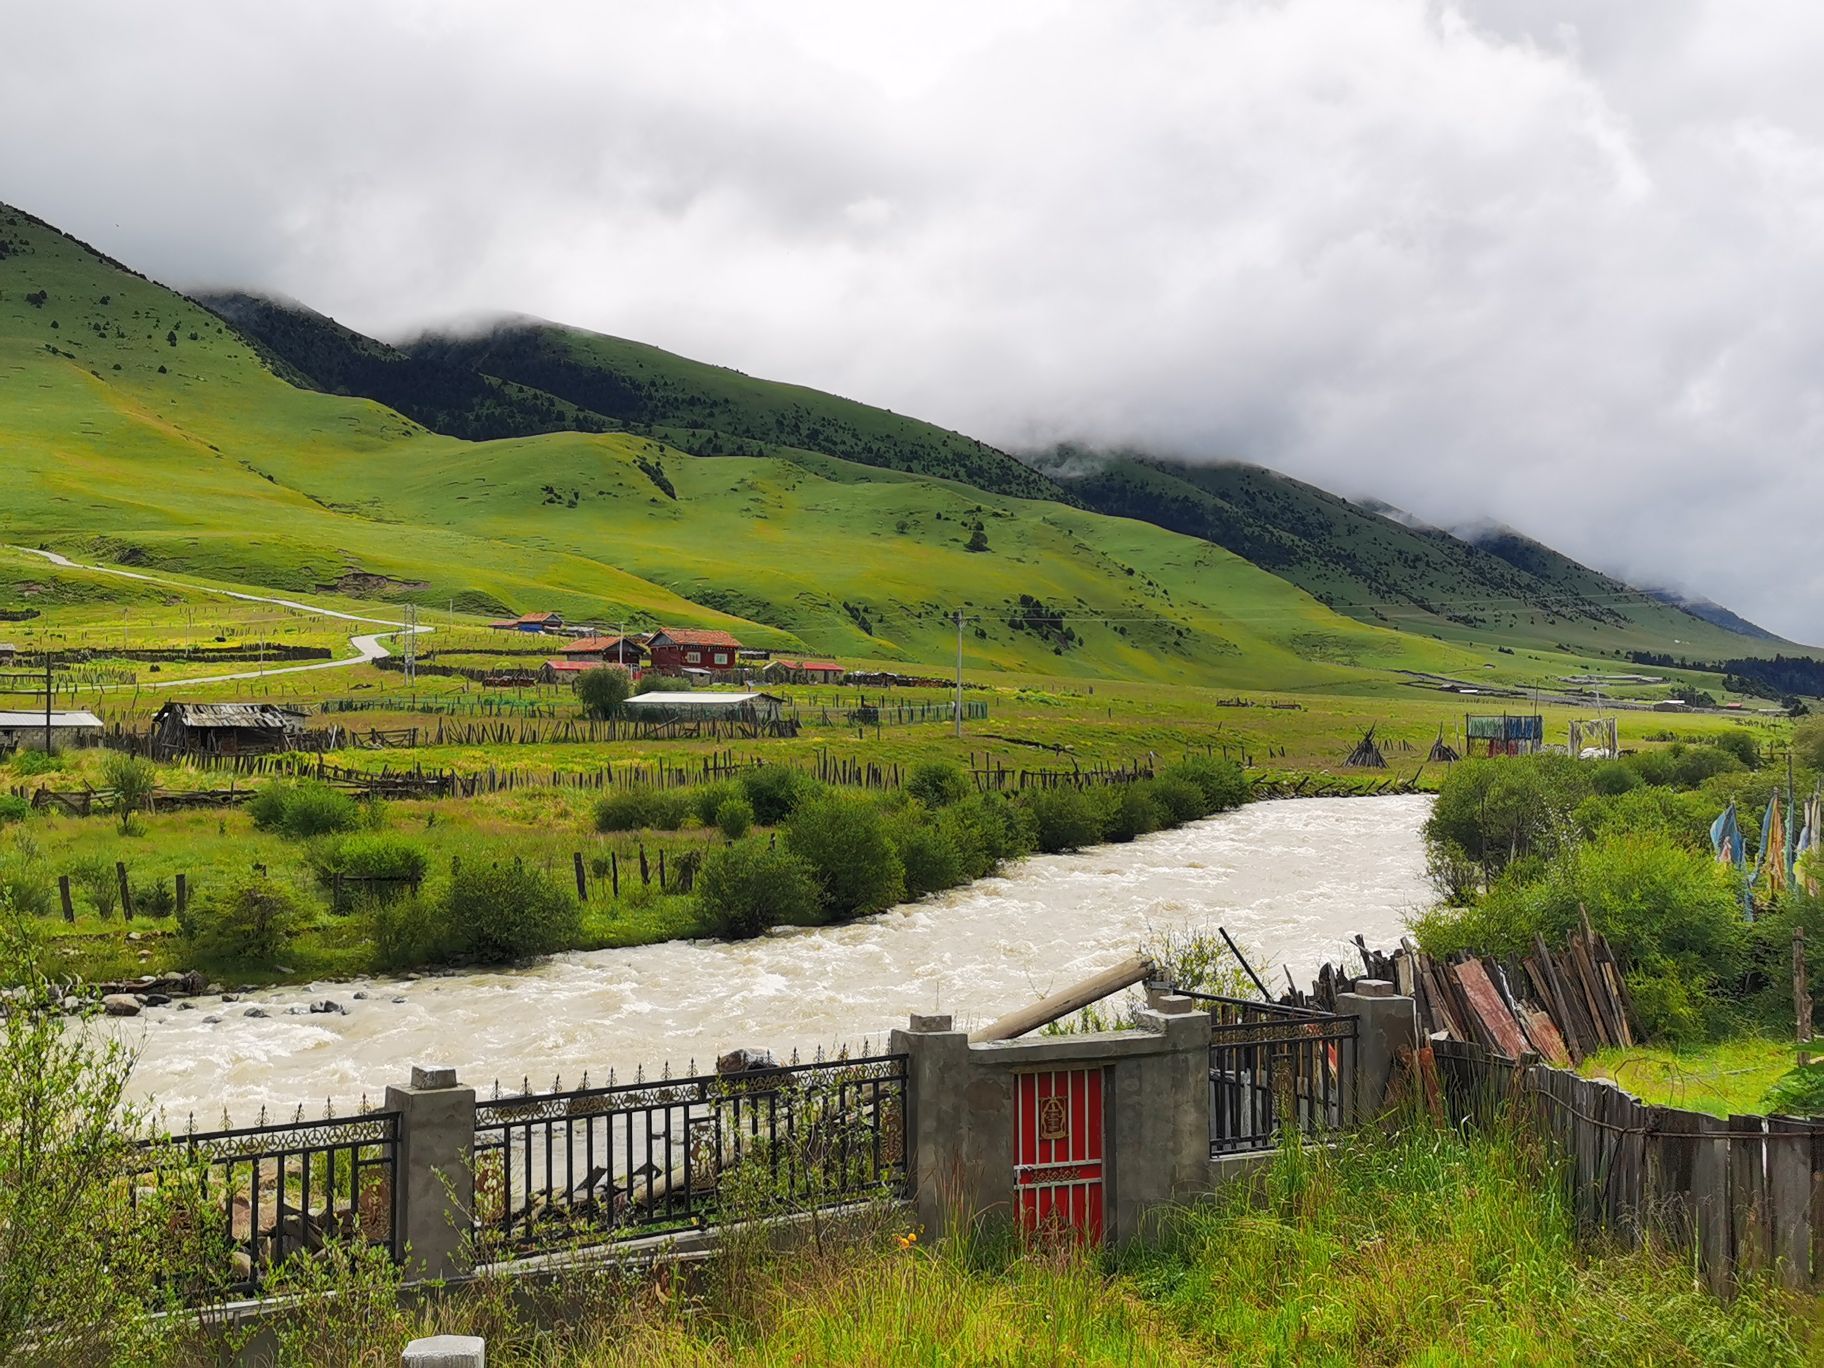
[626,692,772,707]
[0,710,103,729]
[157,702,301,727]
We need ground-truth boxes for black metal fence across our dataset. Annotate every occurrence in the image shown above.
[1180,991,1358,1155]
[129,1109,400,1294]
[472,1053,909,1257]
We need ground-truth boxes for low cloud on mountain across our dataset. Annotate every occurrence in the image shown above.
[5,1,1822,638]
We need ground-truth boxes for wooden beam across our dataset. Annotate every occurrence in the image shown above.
[968,955,1156,1042]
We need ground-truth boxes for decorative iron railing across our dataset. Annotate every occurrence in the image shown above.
[472,1052,909,1256]
[128,1108,400,1295]
[1177,991,1358,1155]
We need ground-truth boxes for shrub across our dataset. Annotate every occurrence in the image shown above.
[1161,755,1247,813]
[1424,756,1590,899]
[1022,786,1105,854]
[892,817,966,898]
[741,766,821,825]
[573,666,633,720]
[695,840,818,939]
[181,876,310,967]
[905,761,970,809]
[72,857,119,920]
[101,753,155,834]
[593,788,692,832]
[365,889,445,970]
[716,795,753,841]
[691,780,741,826]
[785,795,905,920]
[1712,730,1762,768]
[1102,785,1164,843]
[0,795,28,825]
[937,793,1034,879]
[1148,776,1206,825]
[308,833,428,887]
[133,880,175,919]
[0,853,54,919]
[1588,761,1640,796]
[437,863,580,963]
[635,674,690,695]
[249,781,365,839]
[7,748,61,777]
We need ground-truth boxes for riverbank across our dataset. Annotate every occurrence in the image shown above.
[101,795,1432,1122]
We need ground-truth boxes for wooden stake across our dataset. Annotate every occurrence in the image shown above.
[58,874,74,923]
[116,860,133,921]
[1797,927,1814,1067]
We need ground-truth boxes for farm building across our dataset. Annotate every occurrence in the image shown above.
[623,691,783,724]
[540,659,600,683]
[762,658,843,684]
[558,635,650,667]
[0,709,102,753]
[1464,713,1544,757]
[0,643,15,664]
[646,628,743,674]
[149,702,304,758]
[487,612,565,634]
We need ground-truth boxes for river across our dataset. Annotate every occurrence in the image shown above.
[111,794,1433,1124]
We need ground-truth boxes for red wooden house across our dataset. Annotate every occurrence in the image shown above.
[646,628,743,673]
[558,635,651,667]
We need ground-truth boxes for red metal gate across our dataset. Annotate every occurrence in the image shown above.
[1013,1068,1105,1243]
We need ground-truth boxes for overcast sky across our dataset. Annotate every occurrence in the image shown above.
[6,1,1822,640]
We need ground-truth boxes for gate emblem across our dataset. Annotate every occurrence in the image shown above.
[1039,1095,1069,1141]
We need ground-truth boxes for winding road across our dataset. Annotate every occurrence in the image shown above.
[8,546,433,686]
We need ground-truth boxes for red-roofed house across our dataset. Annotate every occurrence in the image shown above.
[646,628,743,674]
[559,635,650,667]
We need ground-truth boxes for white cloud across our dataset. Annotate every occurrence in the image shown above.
[4,0,1823,639]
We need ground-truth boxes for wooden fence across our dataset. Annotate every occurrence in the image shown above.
[1432,1039,1822,1295]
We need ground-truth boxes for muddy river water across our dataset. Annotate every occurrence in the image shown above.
[110,795,1433,1123]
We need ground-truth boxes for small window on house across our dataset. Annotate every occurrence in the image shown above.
[687,651,702,663]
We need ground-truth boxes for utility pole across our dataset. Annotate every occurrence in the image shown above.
[953,609,965,739]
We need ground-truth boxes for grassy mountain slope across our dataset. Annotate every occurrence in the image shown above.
[409,322,1066,501]
[1042,451,1787,658]
[1,202,1498,687]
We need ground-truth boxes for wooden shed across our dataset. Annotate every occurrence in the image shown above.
[149,701,304,759]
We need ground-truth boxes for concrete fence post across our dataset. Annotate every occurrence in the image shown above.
[1335,981,1418,1125]
[888,1014,975,1240]
[1111,994,1212,1242]
[385,1064,477,1282]
[402,1335,485,1366]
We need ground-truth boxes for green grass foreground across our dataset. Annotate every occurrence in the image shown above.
[154,1124,1810,1367]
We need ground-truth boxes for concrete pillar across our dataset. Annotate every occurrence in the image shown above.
[403,1335,485,1366]
[385,1065,477,1282]
[1336,981,1417,1125]
[888,1014,984,1240]
[1109,995,1211,1243]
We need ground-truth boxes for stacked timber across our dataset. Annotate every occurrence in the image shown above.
[1299,913,1639,1066]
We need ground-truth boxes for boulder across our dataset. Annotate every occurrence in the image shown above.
[202,1015,222,1024]
[716,1048,779,1076]
[101,994,141,1017]
[242,1007,268,1019]
[308,999,346,1015]
[142,994,171,1007]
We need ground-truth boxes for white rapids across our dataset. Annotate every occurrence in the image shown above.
[110,795,1434,1124]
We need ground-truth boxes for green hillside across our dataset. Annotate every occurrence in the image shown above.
[1041,450,1787,658]
[0,202,1505,687]
[407,321,1066,501]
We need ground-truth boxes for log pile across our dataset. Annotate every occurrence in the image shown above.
[1293,915,1640,1066]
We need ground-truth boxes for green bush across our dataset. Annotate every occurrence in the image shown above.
[181,876,310,967]
[0,795,28,825]
[1424,756,1591,899]
[572,665,633,720]
[308,833,429,887]
[1022,786,1105,853]
[249,780,366,839]
[365,889,444,970]
[6,748,61,777]
[695,840,818,939]
[101,752,155,833]
[741,766,821,825]
[436,863,581,964]
[1588,760,1640,796]
[937,793,1034,879]
[593,788,693,832]
[905,761,971,809]
[785,794,905,920]
[1148,776,1206,825]
[892,816,966,898]
[1102,785,1164,843]
[133,880,175,919]
[0,853,53,918]
[1161,755,1247,813]
[1712,730,1762,768]
[691,780,741,826]
[71,858,119,920]
[716,795,753,841]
